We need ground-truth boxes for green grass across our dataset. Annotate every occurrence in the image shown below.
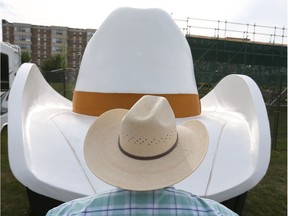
[49,82,75,101]
[1,108,287,216]
[243,106,287,215]
[1,127,31,216]
[243,150,287,215]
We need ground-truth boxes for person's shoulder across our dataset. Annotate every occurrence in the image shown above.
[168,187,239,216]
[201,198,239,216]
[46,188,124,216]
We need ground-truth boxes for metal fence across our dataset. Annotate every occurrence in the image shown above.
[174,17,287,44]
[44,68,78,99]
[193,62,287,151]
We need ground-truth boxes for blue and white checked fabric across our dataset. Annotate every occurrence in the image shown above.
[46,187,238,215]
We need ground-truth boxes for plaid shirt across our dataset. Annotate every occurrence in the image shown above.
[46,187,238,216]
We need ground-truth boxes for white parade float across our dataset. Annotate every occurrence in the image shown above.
[8,7,270,214]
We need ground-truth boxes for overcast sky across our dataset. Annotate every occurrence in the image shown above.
[1,0,287,42]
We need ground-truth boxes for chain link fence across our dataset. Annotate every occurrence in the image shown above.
[194,61,287,150]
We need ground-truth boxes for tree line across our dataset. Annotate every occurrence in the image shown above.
[21,51,66,73]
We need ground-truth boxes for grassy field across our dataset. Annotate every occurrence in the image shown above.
[1,127,30,215]
[243,106,287,215]
[1,107,286,216]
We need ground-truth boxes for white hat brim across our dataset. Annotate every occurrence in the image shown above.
[8,63,270,202]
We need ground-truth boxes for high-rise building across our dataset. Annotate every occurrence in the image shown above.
[2,19,96,70]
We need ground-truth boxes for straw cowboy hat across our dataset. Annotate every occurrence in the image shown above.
[9,7,270,204]
[84,95,208,191]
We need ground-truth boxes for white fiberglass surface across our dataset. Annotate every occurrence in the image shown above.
[175,111,252,201]
[27,107,96,197]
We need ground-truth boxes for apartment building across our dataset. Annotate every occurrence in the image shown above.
[2,19,96,70]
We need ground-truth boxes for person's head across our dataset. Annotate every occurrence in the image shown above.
[84,95,208,191]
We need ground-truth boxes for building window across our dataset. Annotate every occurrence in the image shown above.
[52,46,63,52]
[56,30,63,35]
[52,38,64,44]
[14,26,30,33]
[52,29,65,35]
[15,35,31,42]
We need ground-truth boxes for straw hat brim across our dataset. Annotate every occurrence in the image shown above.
[84,108,209,191]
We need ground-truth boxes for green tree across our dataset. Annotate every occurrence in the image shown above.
[21,51,31,63]
[40,53,67,73]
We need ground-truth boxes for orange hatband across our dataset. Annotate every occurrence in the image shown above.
[73,92,201,118]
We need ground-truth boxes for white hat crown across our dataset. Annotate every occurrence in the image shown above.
[76,7,197,94]
[72,8,201,118]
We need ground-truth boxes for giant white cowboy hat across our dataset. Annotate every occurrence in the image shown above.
[8,7,270,203]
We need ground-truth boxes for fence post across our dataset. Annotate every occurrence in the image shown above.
[217,20,220,38]
[272,74,283,150]
[63,69,66,98]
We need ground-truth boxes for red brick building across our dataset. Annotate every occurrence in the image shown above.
[2,19,96,70]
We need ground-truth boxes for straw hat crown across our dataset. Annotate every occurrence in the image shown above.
[119,96,177,158]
